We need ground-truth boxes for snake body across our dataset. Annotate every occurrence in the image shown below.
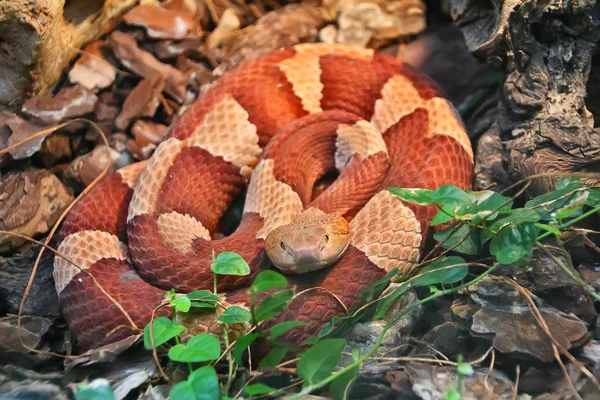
[54,43,473,351]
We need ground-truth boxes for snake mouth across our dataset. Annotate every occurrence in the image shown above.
[272,242,349,274]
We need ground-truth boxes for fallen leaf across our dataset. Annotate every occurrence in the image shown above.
[123,4,199,40]
[68,40,117,91]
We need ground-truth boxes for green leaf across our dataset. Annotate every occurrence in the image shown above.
[210,251,250,276]
[446,389,461,400]
[249,270,288,295]
[413,256,468,287]
[555,205,584,220]
[259,346,288,368]
[171,295,191,313]
[143,317,185,349]
[269,321,308,339]
[75,380,115,400]
[169,366,219,400]
[388,185,472,207]
[297,338,346,386]
[254,289,294,322]
[525,185,587,220]
[587,189,600,206]
[243,383,278,396]
[218,306,251,324]
[168,334,221,363]
[188,290,218,309]
[433,224,481,255]
[535,222,562,237]
[457,191,511,222]
[165,289,176,301]
[489,222,540,265]
[557,177,581,190]
[431,204,457,226]
[312,315,350,342]
[234,333,258,364]
[457,363,474,376]
[374,282,410,320]
[330,365,359,400]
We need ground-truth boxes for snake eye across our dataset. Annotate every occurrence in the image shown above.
[280,241,287,251]
[323,234,329,243]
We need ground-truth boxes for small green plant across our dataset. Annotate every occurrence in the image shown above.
[140,177,600,399]
[445,354,474,400]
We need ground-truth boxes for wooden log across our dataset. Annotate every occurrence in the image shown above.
[0,0,139,109]
[451,0,600,194]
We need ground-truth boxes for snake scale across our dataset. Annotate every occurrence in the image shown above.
[53,43,473,352]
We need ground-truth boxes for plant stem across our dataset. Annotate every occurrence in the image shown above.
[537,204,600,241]
[285,264,499,400]
[222,324,235,391]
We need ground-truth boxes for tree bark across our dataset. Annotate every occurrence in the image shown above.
[0,0,139,109]
[451,0,600,194]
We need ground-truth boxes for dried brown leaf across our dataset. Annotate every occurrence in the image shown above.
[22,85,98,125]
[0,170,73,253]
[68,41,117,91]
[115,76,165,130]
[123,4,199,40]
[107,31,188,103]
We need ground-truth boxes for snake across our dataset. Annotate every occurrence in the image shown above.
[53,43,473,352]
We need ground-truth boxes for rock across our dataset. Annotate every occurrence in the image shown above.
[339,287,423,367]
[0,169,74,253]
[405,362,524,400]
[456,275,590,363]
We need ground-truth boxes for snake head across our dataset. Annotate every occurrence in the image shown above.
[264,207,350,274]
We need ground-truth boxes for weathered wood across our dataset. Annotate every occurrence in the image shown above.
[0,0,139,109]
[451,0,600,194]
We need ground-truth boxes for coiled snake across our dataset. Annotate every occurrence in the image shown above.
[54,43,473,351]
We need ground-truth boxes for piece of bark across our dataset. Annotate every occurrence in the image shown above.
[0,241,59,316]
[115,76,165,130]
[451,0,600,194]
[0,315,52,352]
[132,120,168,148]
[2,111,52,160]
[22,85,98,125]
[107,31,188,103]
[216,3,326,73]
[143,38,205,61]
[206,8,241,50]
[122,4,199,40]
[68,40,117,91]
[64,144,133,187]
[0,0,140,109]
[0,170,74,253]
